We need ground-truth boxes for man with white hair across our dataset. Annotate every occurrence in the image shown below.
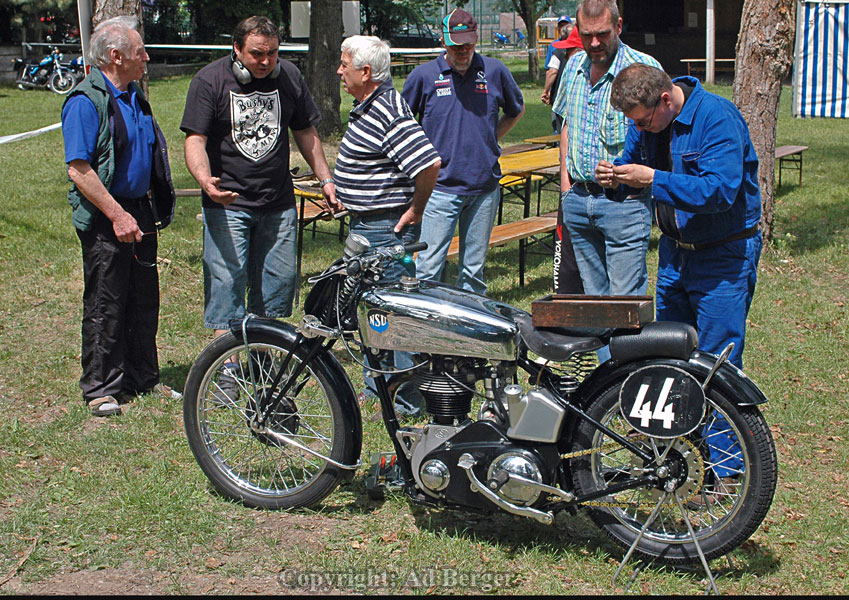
[331,35,441,414]
[61,16,178,416]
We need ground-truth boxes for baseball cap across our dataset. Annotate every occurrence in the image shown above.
[553,27,583,50]
[443,9,478,46]
[557,15,572,24]
[563,26,582,49]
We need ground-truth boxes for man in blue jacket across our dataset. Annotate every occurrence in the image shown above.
[596,63,762,489]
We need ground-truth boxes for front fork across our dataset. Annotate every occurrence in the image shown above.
[366,352,419,493]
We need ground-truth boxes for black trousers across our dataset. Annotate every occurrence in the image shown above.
[76,200,160,401]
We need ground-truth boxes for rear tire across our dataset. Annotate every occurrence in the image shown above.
[571,365,777,564]
[183,331,358,509]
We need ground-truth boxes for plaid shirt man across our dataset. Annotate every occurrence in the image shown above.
[552,44,660,183]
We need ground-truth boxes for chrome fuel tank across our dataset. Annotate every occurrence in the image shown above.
[357,279,521,360]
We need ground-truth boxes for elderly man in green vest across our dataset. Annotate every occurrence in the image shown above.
[61,16,178,417]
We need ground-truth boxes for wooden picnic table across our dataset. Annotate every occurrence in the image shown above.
[523,133,560,147]
[501,142,547,156]
[498,147,561,218]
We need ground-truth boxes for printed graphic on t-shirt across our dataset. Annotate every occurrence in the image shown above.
[229,90,280,161]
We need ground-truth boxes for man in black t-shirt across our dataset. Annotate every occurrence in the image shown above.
[180,16,336,357]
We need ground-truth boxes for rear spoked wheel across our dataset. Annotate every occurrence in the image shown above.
[571,371,777,564]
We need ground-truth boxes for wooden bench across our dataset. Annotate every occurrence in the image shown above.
[680,58,735,76]
[445,213,558,287]
[775,145,808,188]
[499,174,544,223]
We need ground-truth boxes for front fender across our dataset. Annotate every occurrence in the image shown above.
[228,316,363,468]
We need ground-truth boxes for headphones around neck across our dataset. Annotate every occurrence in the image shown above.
[230,50,281,84]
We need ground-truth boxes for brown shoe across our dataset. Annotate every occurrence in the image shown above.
[88,396,122,417]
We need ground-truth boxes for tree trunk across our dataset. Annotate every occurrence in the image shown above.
[732,0,796,242]
[512,0,553,81]
[92,0,146,96]
[305,0,343,139]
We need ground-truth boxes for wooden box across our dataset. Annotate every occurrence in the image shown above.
[531,295,654,329]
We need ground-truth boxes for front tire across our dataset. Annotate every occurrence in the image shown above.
[571,364,777,564]
[183,331,358,509]
[50,70,76,95]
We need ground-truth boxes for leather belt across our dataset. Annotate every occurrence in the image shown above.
[352,204,408,218]
[573,181,606,196]
[673,225,760,251]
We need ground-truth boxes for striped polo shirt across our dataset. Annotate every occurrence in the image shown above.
[335,80,440,212]
[552,42,660,183]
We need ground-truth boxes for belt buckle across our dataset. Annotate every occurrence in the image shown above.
[676,240,697,251]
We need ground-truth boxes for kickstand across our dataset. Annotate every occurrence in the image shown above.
[612,490,721,595]
[672,491,720,594]
[612,491,669,590]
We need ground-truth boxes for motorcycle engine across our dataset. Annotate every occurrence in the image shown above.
[397,356,560,509]
[410,356,478,425]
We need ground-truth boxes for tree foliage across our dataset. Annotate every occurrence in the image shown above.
[1,0,78,44]
[182,0,284,44]
[361,0,442,39]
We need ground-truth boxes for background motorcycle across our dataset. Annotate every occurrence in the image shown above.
[183,234,777,568]
[492,29,528,48]
[12,45,79,95]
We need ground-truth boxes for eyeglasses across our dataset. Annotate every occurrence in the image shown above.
[633,99,660,130]
[133,230,159,268]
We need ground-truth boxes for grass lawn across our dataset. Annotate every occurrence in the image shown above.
[0,58,847,594]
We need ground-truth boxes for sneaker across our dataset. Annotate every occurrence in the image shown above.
[213,363,240,403]
[152,382,182,400]
[88,396,122,417]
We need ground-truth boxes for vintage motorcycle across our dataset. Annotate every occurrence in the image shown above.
[12,46,80,95]
[183,234,777,570]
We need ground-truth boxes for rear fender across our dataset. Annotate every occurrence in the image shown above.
[574,352,769,411]
[227,316,363,466]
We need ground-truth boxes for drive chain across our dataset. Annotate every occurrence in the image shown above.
[559,435,705,509]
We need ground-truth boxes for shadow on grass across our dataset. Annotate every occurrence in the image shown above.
[774,185,849,253]
[407,503,780,586]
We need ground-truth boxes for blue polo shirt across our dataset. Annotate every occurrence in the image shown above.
[402,52,524,195]
[62,76,155,199]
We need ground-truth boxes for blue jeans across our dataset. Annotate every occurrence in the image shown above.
[350,208,422,412]
[562,186,651,362]
[202,206,297,329]
[656,232,763,479]
[416,188,500,296]
[561,187,651,297]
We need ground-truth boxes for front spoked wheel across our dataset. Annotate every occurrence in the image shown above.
[183,331,357,509]
[571,370,777,564]
[50,70,76,94]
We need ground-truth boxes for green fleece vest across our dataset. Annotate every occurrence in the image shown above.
[63,68,142,231]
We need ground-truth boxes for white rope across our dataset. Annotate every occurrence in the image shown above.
[0,122,62,145]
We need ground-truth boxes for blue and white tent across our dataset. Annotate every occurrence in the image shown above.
[793,0,849,118]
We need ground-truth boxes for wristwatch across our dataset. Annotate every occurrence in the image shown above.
[318,178,334,187]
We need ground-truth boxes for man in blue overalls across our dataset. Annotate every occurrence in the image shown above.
[596,63,762,497]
